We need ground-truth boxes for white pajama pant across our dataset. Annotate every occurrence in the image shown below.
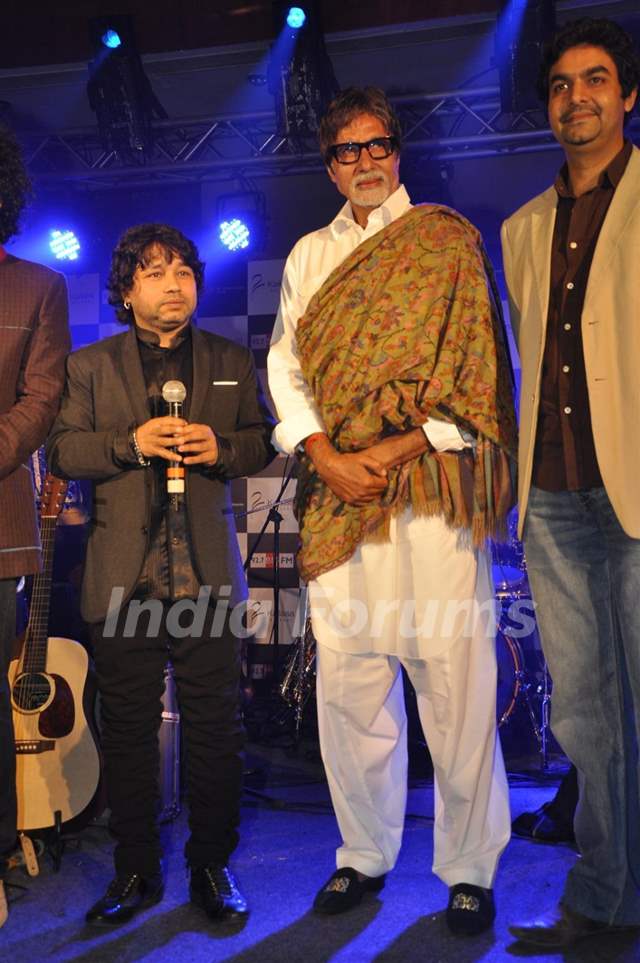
[310,512,511,887]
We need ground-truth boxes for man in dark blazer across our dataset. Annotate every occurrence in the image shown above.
[47,223,274,926]
[0,125,70,928]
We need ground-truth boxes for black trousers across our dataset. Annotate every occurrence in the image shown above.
[0,579,17,877]
[91,599,244,876]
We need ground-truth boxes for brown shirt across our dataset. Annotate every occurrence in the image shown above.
[533,139,632,491]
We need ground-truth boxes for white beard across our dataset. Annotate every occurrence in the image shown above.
[348,171,392,209]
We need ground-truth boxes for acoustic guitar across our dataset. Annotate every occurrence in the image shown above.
[8,474,101,832]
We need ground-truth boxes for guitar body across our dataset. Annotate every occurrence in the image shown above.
[9,635,101,832]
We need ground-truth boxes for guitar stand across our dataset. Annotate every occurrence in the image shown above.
[49,810,63,873]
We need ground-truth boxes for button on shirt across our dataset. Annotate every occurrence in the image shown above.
[118,325,201,601]
[533,139,632,492]
[268,185,470,454]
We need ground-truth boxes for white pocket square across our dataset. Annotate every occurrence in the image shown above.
[212,380,238,385]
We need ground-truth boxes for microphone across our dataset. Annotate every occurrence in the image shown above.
[162,380,187,506]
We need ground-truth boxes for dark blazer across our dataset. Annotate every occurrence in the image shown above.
[0,254,70,578]
[47,324,275,624]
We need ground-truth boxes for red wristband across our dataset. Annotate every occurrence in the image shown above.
[303,432,327,455]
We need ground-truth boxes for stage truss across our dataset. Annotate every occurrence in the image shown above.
[22,84,638,189]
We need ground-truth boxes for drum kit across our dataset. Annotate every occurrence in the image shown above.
[491,509,554,768]
[282,508,557,769]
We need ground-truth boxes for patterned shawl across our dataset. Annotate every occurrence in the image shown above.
[294,204,517,582]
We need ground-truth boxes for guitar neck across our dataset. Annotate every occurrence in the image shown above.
[22,516,57,676]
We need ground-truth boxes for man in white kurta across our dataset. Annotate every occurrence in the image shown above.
[267,86,511,935]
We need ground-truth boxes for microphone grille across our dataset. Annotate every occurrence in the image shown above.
[162,380,187,403]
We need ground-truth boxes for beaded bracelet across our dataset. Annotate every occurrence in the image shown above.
[130,426,151,467]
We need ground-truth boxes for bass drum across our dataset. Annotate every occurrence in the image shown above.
[496,629,523,728]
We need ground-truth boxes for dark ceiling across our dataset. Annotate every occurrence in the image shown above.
[4,1,497,68]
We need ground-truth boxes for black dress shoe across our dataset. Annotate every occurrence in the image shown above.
[512,802,575,843]
[86,872,164,925]
[190,865,249,921]
[313,867,385,915]
[446,883,495,935]
[509,903,629,947]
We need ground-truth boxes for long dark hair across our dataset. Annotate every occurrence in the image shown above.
[0,125,32,245]
[107,223,205,325]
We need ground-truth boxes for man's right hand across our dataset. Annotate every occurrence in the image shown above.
[306,435,387,506]
[135,416,187,462]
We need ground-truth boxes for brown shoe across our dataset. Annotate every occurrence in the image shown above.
[509,903,623,947]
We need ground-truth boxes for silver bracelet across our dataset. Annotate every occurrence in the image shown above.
[131,426,151,467]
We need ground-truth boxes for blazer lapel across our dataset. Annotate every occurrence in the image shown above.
[189,325,211,423]
[585,147,640,308]
[118,326,150,426]
[529,187,557,334]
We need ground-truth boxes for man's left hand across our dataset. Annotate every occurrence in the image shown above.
[176,423,219,466]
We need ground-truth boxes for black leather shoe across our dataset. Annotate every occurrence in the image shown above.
[512,802,575,843]
[85,872,164,925]
[190,865,249,921]
[446,883,495,935]
[313,867,385,915]
[509,903,631,947]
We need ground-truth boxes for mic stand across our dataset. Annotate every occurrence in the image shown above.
[270,504,283,683]
[230,460,298,736]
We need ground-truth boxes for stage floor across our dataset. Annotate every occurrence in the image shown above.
[2,745,637,963]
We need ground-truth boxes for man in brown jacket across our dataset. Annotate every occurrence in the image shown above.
[0,125,70,926]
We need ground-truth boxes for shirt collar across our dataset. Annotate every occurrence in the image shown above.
[555,139,633,199]
[135,322,191,349]
[330,184,412,237]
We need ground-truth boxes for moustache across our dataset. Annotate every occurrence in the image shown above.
[353,172,387,187]
[561,106,599,123]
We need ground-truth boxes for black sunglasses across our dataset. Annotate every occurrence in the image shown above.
[328,136,398,165]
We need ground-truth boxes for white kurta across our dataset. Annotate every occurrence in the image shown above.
[267,185,510,886]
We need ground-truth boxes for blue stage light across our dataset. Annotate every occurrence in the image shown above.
[49,230,81,261]
[101,28,122,49]
[286,6,306,29]
[219,219,250,252]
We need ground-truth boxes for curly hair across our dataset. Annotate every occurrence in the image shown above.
[107,223,205,325]
[318,86,402,165]
[538,17,640,117]
[0,125,32,245]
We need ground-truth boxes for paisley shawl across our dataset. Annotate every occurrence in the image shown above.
[295,204,517,582]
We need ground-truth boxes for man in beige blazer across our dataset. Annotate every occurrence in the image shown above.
[0,125,70,927]
[501,18,640,948]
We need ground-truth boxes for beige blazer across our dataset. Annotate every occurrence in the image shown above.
[501,145,640,538]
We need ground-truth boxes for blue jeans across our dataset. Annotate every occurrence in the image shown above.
[524,486,640,924]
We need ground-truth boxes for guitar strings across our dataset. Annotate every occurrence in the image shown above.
[21,515,56,712]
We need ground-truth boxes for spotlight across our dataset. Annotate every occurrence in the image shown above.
[49,230,80,261]
[269,0,339,145]
[101,28,122,49]
[219,219,250,252]
[216,191,267,253]
[87,15,167,159]
[286,6,306,29]
[496,0,555,113]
